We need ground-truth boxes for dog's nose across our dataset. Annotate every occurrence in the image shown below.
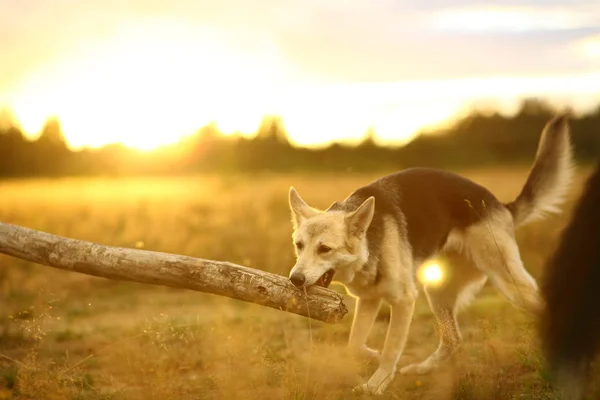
[290,272,306,287]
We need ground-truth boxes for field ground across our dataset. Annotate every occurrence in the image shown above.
[0,167,598,399]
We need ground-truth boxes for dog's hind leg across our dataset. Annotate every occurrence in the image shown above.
[401,253,487,375]
[465,213,543,314]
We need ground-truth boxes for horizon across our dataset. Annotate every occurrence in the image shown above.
[1,1,599,150]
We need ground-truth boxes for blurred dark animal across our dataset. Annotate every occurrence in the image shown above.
[541,160,600,399]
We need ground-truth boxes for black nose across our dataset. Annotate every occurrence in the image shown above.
[290,272,306,287]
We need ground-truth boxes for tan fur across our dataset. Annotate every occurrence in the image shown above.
[289,190,548,394]
[287,118,572,394]
[349,216,417,393]
[292,219,362,285]
[399,251,487,376]
[465,209,543,313]
[509,116,574,226]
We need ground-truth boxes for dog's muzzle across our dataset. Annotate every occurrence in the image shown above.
[289,269,335,288]
[290,272,306,287]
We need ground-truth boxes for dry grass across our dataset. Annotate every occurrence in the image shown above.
[0,167,596,399]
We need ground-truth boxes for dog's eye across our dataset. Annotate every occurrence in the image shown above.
[317,245,332,254]
[295,242,304,251]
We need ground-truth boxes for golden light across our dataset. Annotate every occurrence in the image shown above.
[578,35,600,59]
[7,15,600,151]
[277,84,469,148]
[418,261,445,286]
[9,19,288,150]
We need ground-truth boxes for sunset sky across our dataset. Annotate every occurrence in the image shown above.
[1,0,599,149]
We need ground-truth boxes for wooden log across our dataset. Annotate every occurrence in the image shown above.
[0,222,348,324]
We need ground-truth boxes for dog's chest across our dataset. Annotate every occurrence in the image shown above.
[345,281,380,299]
[345,268,395,301]
[344,265,379,298]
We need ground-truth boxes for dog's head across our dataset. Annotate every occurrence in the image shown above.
[287,187,374,288]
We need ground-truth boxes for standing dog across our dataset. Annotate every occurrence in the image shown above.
[288,116,573,394]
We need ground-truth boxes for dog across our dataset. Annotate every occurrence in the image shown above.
[541,159,600,399]
[287,115,573,395]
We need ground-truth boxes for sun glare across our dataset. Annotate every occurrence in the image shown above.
[418,261,445,286]
[3,18,483,150]
[7,17,600,151]
[578,35,600,59]
[9,20,287,150]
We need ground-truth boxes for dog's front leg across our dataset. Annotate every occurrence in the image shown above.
[348,297,381,362]
[355,293,416,395]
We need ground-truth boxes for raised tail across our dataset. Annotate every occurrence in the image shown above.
[506,115,574,227]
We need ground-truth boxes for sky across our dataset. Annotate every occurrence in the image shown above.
[0,0,599,149]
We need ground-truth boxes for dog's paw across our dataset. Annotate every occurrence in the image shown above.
[399,361,434,376]
[352,368,394,396]
[352,382,385,396]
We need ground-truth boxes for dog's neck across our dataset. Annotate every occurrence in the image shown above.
[346,255,380,292]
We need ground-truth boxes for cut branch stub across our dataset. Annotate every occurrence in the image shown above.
[0,222,348,324]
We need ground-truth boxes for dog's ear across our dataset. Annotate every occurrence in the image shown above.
[345,197,375,237]
[326,201,341,212]
[289,187,318,229]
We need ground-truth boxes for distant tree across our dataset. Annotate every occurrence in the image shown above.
[0,98,599,178]
[0,108,17,132]
[0,112,29,176]
[27,117,70,175]
[357,127,377,148]
[256,115,288,143]
[37,117,67,146]
[196,122,221,140]
[517,98,556,117]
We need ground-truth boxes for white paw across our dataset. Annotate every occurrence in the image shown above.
[352,382,385,396]
[352,368,394,395]
[399,361,433,375]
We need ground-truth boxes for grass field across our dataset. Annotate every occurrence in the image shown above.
[0,167,597,400]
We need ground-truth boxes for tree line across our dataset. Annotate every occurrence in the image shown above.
[0,99,599,178]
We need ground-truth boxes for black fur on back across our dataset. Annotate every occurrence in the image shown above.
[540,161,600,376]
[332,168,504,265]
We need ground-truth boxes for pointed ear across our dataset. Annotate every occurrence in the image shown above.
[326,201,341,212]
[345,197,375,237]
[289,187,318,228]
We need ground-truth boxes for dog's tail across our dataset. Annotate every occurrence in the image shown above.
[506,115,574,227]
[540,160,600,398]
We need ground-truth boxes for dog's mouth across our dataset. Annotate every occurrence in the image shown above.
[314,269,335,288]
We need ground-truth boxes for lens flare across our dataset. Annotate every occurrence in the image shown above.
[418,261,444,286]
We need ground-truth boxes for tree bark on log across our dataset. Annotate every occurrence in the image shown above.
[0,222,348,324]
